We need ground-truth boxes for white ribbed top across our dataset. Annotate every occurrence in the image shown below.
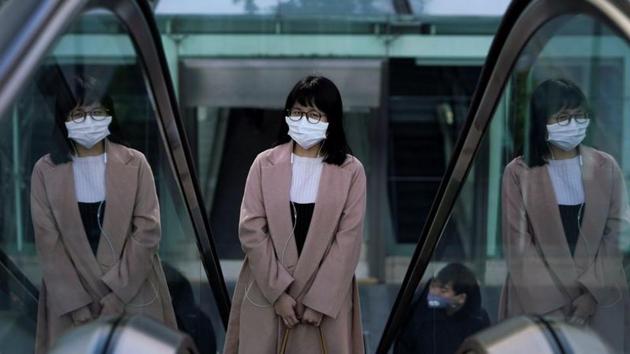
[547,156,584,205]
[72,154,107,203]
[290,153,324,204]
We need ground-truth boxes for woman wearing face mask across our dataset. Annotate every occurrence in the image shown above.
[30,75,176,354]
[499,78,630,352]
[223,76,366,354]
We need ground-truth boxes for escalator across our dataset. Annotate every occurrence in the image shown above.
[1,0,630,354]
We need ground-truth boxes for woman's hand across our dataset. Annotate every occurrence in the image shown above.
[302,307,323,327]
[70,306,93,325]
[274,293,299,328]
[568,292,597,326]
[99,292,125,317]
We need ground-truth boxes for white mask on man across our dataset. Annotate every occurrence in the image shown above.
[546,119,590,151]
[65,116,112,149]
[285,116,329,149]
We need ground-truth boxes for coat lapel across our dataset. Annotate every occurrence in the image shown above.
[96,141,137,269]
[574,146,608,271]
[289,161,351,300]
[261,144,299,273]
[523,162,579,294]
[48,162,103,278]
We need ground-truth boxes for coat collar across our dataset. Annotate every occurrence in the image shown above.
[44,140,137,297]
[260,142,353,299]
[264,141,353,167]
[523,145,609,292]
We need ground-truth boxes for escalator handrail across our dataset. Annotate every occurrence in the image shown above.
[0,0,231,327]
[377,0,630,352]
[0,249,39,318]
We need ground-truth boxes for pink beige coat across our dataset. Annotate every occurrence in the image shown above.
[499,146,630,353]
[223,142,366,354]
[30,141,176,354]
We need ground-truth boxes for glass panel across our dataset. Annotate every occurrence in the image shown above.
[171,16,482,354]
[0,11,223,354]
[394,14,630,354]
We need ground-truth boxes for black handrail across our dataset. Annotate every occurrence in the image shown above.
[376,0,630,352]
[0,249,39,319]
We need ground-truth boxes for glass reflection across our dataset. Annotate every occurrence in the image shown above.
[0,12,223,354]
[500,78,629,351]
[30,74,177,353]
[394,14,630,354]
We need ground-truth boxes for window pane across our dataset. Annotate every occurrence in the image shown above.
[394,14,630,354]
[0,11,222,353]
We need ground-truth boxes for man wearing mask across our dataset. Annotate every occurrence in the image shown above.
[394,263,490,354]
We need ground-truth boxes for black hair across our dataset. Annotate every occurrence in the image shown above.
[526,78,589,167]
[276,75,352,166]
[50,74,125,165]
[435,262,482,313]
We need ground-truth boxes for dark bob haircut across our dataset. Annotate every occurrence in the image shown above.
[435,262,482,314]
[526,78,589,167]
[50,75,125,165]
[276,75,352,166]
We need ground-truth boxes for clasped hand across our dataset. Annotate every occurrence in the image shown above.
[273,293,323,328]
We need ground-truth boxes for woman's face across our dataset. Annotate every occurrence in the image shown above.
[66,102,109,123]
[288,102,329,124]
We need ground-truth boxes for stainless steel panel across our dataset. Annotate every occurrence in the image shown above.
[180,59,383,109]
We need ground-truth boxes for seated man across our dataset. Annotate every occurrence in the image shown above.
[395,263,491,354]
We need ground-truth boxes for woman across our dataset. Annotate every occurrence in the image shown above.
[30,75,176,353]
[500,78,630,352]
[223,76,366,354]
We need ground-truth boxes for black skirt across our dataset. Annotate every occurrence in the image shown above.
[78,201,106,255]
[558,203,584,256]
[290,202,315,256]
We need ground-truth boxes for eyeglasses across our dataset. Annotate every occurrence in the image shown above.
[550,112,590,126]
[67,108,110,123]
[286,109,325,124]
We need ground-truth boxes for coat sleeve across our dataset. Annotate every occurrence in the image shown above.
[577,159,629,305]
[302,161,366,319]
[501,163,568,314]
[101,154,160,303]
[239,155,294,304]
[31,162,93,317]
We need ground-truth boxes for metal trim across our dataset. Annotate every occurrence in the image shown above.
[377,0,630,352]
[0,0,231,327]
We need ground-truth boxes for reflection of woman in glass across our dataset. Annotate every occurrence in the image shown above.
[30,76,176,353]
[500,78,630,352]
[223,76,366,354]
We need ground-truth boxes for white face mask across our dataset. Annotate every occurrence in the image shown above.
[546,118,590,151]
[66,116,112,149]
[285,116,329,149]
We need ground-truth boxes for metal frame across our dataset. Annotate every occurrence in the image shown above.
[0,0,231,326]
[377,0,630,352]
